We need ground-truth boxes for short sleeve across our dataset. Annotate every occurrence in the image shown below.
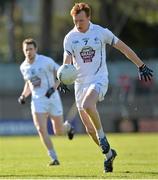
[63,35,73,56]
[102,28,119,45]
[54,61,60,71]
[20,64,27,80]
[47,58,59,72]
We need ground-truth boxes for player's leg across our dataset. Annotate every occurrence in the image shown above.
[32,112,59,165]
[50,115,68,135]
[82,90,112,148]
[78,110,99,145]
[82,90,103,129]
[82,87,117,172]
[75,82,107,146]
[49,91,74,140]
[50,115,64,135]
[50,115,74,140]
[75,80,117,172]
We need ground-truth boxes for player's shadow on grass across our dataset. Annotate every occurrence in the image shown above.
[122,171,158,174]
[0,175,106,179]
[1,171,158,179]
[116,170,158,178]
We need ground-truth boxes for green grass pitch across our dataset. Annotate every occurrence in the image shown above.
[0,133,158,179]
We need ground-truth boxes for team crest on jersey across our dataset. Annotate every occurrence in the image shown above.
[80,46,95,63]
[31,68,36,75]
[94,37,100,44]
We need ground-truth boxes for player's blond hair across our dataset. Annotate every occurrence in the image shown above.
[22,38,37,48]
[70,2,91,17]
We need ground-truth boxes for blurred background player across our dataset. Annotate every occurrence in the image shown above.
[18,38,74,166]
[63,2,153,173]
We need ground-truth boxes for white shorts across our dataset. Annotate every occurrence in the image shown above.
[75,78,108,110]
[31,91,63,116]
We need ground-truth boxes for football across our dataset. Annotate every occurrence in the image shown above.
[57,64,77,85]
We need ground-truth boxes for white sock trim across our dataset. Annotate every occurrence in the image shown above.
[63,120,71,132]
[96,127,105,139]
[106,149,113,160]
[48,149,58,160]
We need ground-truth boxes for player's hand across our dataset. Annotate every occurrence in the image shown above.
[57,83,70,93]
[18,95,26,104]
[45,87,55,98]
[138,64,153,81]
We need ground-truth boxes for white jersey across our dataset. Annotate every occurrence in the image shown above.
[20,54,59,99]
[64,22,119,84]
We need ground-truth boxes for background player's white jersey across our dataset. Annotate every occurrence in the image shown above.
[64,22,119,84]
[20,54,59,99]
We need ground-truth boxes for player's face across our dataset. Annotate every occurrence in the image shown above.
[23,44,37,63]
[73,11,90,33]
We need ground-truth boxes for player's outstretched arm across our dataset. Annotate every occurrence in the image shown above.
[113,40,153,81]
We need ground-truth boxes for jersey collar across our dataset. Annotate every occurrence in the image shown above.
[25,53,38,65]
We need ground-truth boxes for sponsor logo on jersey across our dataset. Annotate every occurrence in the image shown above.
[80,46,95,63]
[30,76,41,88]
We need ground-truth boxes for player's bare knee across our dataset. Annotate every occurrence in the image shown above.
[82,102,93,112]
[84,106,94,114]
[36,126,45,135]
